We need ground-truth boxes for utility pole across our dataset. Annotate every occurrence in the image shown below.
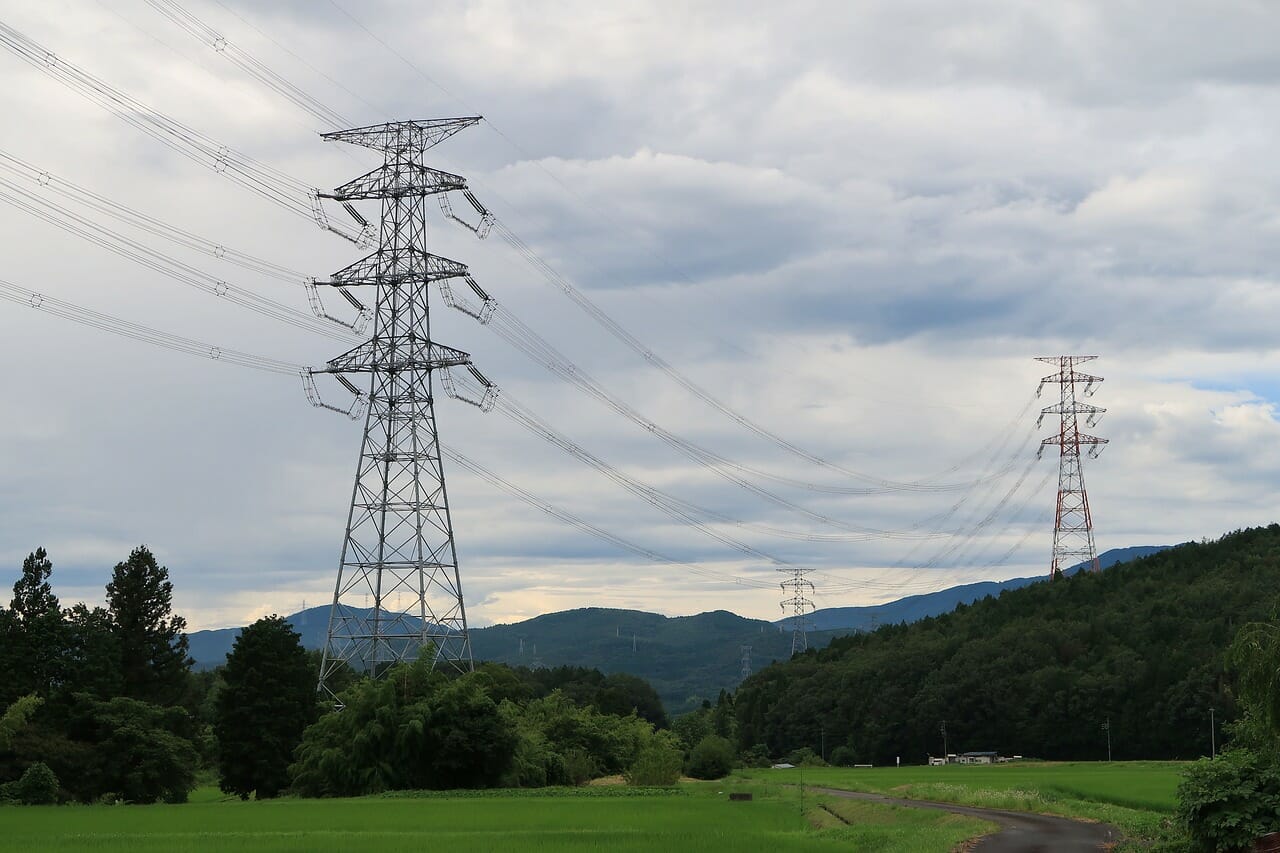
[779,567,814,654]
[940,721,948,760]
[310,118,497,702]
[1103,717,1112,762]
[1210,708,1216,758]
[1036,356,1108,578]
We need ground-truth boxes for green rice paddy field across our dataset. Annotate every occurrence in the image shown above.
[0,762,1187,853]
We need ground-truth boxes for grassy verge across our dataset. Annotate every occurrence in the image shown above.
[738,762,1190,852]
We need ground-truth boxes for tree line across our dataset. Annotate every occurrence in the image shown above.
[0,546,738,803]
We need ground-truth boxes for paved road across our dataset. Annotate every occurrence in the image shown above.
[813,787,1118,852]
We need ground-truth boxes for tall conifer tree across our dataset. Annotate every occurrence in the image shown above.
[106,546,191,705]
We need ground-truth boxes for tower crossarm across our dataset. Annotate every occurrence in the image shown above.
[1040,432,1108,448]
[319,163,468,201]
[318,249,469,288]
[321,117,482,153]
[314,339,473,374]
[1038,401,1105,427]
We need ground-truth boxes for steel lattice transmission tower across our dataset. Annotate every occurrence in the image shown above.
[740,644,752,681]
[779,567,814,654]
[1036,356,1108,579]
[308,118,497,702]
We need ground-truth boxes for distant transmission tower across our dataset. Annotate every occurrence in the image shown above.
[740,644,752,680]
[779,567,814,654]
[1036,356,1108,579]
[308,119,497,702]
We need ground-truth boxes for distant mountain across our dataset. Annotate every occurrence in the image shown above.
[797,546,1171,632]
[187,545,1169,715]
[189,605,818,715]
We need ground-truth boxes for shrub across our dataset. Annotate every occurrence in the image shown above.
[786,747,828,767]
[739,743,772,768]
[828,746,857,767]
[13,762,59,805]
[1176,749,1280,852]
[626,736,683,786]
[687,735,735,780]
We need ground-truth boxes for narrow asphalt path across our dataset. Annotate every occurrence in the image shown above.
[812,787,1118,852]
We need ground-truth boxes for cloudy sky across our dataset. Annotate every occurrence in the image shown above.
[0,0,1277,631]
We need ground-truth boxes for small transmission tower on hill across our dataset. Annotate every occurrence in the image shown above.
[308,119,497,702]
[1036,356,1108,579]
[779,567,814,654]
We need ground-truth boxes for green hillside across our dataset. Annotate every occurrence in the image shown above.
[469,608,842,714]
[737,525,1280,764]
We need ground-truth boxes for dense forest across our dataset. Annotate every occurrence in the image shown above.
[736,526,1280,765]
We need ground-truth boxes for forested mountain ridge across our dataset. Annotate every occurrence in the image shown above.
[800,546,1168,631]
[190,606,841,714]
[187,547,1163,715]
[736,527,1280,765]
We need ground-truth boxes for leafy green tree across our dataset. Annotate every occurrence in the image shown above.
[562,747,597,785]
[6,548,66,697]
[214,615,317,799]
[0,695,42,750]
[106,547,192,705]
[78,695,198,804]
[7,694,198,803]
[596,673,668,728]
[11,761,58,805]
[421,677,518,789]
[61,604,121,698]
[625,731,684,786]
[687,734,735,779]
[672,706,713,751]
[290,660,517,796]
[1230,618,1280,738]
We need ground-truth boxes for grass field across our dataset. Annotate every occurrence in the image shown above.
[741,761,1189,851]
[0,782,993,853]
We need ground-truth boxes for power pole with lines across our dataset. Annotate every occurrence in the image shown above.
[779,567,814,654]
[1036,356,1108,579]
[312,118,497,702]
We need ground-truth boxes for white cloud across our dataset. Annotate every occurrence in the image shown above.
[0,0,1277,632]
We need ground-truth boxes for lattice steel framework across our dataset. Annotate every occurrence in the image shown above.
[311,118,494,701]
[779,567,814,654]
[740,644,752,681]
[1036,356,1108,579]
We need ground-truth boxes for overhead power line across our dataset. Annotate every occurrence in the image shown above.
[0,174,353,342]
[122,0,1022,495]
[0,21,360,243]
[0,277,303,375]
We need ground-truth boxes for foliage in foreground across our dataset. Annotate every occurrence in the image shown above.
[1177,749,1280,852]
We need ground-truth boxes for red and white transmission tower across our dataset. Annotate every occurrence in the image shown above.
[1036,356,1108,579]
